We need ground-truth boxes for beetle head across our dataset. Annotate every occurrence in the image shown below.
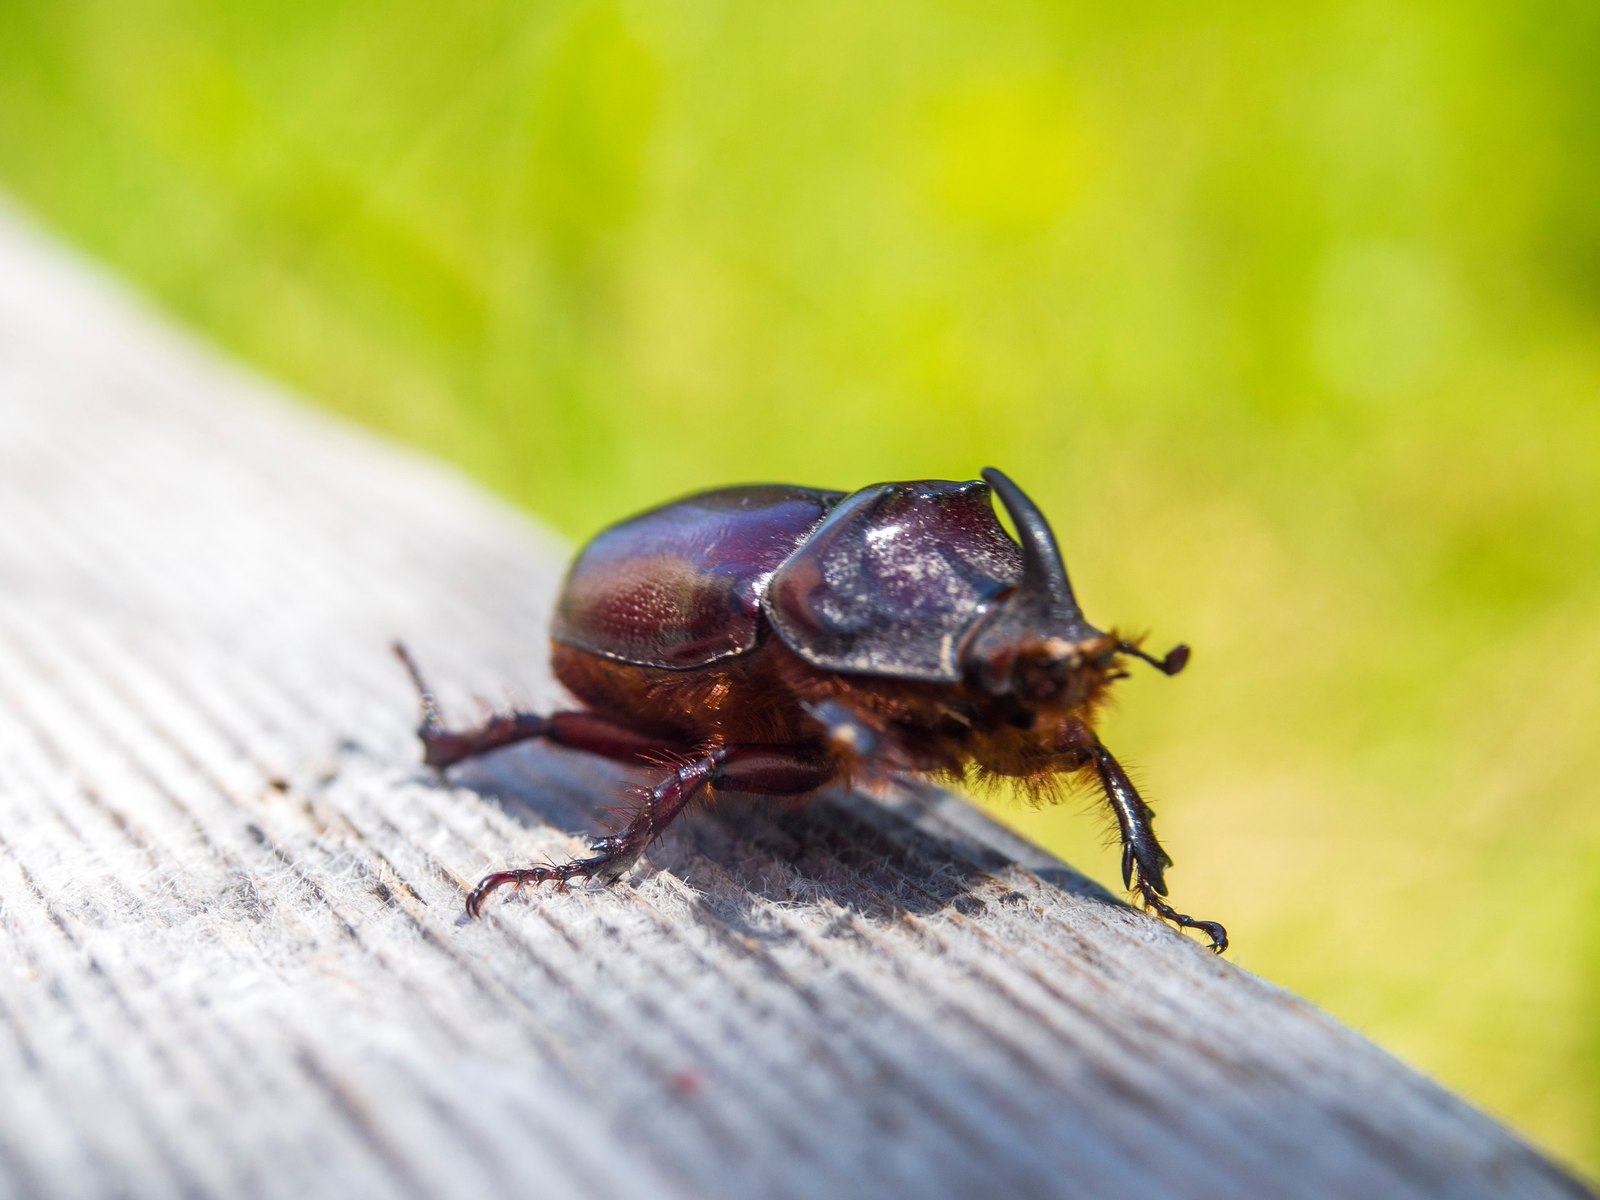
[961,468,1187,705]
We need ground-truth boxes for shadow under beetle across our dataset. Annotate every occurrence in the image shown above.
[398,467,1227,951]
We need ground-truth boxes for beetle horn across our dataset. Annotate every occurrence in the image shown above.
[981,467,1082,616]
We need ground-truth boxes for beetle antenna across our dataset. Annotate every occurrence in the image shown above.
[981,467,1081,615]
[1117,640,1190,676]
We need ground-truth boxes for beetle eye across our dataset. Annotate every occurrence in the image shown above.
[1004,638,1080,702]
[1036,637,1080,672]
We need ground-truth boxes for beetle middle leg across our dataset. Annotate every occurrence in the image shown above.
[466,744,835,917]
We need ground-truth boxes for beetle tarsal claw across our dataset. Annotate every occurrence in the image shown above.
[1136,885,1229,954]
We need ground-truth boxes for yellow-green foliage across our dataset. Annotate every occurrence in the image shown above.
[2,0,1595,1174]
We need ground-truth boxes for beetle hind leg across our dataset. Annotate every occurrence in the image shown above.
[394,642,553,768]
[394,642,680,769]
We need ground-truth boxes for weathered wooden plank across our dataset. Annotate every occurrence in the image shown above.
[0,200,1589,1200]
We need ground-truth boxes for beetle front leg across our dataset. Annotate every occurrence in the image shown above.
[1088,736,1229,953]
[467,744,836,918]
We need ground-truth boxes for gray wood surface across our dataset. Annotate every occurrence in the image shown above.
[0,202,1589,1200]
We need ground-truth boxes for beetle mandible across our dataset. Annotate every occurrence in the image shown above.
[398,467,1227,951]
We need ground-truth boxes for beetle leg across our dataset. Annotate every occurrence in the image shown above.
[1089,737,1228,954]
[466,744,836,918]
[801,700,920,773]
[394,642,683,769]
[466,755,718,916]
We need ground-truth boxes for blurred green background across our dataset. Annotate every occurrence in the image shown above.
[2,0,1596,1174]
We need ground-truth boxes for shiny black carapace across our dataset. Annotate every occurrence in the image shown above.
[398,467,1227,951]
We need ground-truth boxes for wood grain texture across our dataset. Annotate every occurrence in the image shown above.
[0,202,1589,1200]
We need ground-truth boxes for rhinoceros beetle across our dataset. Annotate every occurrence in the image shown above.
[398,467,1227,951]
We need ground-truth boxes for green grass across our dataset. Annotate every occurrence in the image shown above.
[2,0,1596,1174]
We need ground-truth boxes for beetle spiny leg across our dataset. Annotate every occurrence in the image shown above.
[639,746,702,773]
[467,753,731,917]
[393,644,558,770]
[466,850,615,917]
[465,745,833,918]
[1137,885,1229,954]
[1091,738,1172,898]
[592,807,627,835]
[610,781,656,815]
